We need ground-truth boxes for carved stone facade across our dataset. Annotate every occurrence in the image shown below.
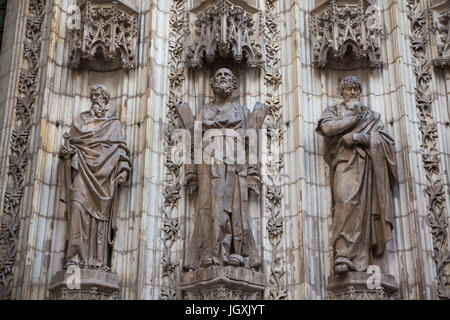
[0,0,449,301]
[310,0,384,69]
[68,0,139,71]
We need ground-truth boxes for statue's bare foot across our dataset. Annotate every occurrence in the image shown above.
[334,263,349,274]
[202,257,214,267]
[334,257,355,274]
[228,254,244,267]
[64,260,78,270]
[65,255,82,269]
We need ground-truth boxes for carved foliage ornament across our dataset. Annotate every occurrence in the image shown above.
[0,0,46,300]
[185,0,264,69]
[160,0,186,300]
[68,1,138,71]
[408,0,450,300]
[263,0,286,300]
[310,0,384,69]
[429,1,450,68]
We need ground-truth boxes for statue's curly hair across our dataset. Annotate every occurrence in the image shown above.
[90,85,111,102]
[339,76,362,96]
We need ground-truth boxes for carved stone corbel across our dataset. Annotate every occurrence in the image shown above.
[185,0,265,69]
[310,0,384,69]
[429,0,450,68]
[68,0,138,71]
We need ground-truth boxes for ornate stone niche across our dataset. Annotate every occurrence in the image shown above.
[185,0,265,69]
[429,0,450,68]
[310,0,384,69]
[68,0,138,71]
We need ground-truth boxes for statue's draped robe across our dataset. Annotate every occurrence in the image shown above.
[60,115,131,269]
[316,104,397,272]
[184,101,259,270]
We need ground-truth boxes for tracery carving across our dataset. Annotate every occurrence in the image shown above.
[68,0,138,71]
[429,0,450,68]
[310,0,384,69]
[0,0,46,300]
[185,0,264,69]
[408,0,450,300]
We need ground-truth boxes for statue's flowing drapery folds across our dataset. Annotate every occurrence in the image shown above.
[316,104,398,272]
[60,115,131,269]
[183,100,260,271]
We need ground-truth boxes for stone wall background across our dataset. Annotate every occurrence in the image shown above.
[0,0,447,299]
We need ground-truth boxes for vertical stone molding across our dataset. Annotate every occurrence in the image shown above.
[310,0,384,69]
[263,0,286,300]
[408,0,450,300]
[68,0,139,71]
[159,0,186,300]
[185,0,264,69]
[429,0,450,68]
[0,0,46,300]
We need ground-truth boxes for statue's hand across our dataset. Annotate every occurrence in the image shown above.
[116,171,128,186]
[352,103,368,120]
[59,144,76,159]
[342,133,356,147]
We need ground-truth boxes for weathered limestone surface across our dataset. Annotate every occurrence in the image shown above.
[0,0,448,300]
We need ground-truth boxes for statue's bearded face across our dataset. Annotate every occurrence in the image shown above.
[339,76,362,102]
[211,68,238,97]
[342,85,362,101]
[90,87,110,118]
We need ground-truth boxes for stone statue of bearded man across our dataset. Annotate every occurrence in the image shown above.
[180,68,268,271]
[59,85,131,271]
[316,76,398,275]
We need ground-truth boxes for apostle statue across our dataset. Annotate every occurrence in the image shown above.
[178,68,268,271]
[316,76,398,274]
[59,85,131,272]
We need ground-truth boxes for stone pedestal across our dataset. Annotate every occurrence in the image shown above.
[327,271,399,300]
[48,269,120,300]
[180,266,265,300]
